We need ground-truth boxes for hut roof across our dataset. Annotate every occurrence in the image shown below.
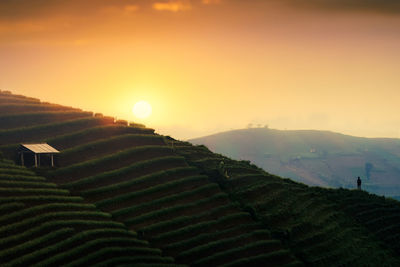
[20,143,60,154]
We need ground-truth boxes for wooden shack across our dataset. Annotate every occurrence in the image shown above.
[19,143,60,167]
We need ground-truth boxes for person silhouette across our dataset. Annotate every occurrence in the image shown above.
[357,176,362,190]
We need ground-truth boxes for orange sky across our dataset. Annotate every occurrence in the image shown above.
[1,0,400,139]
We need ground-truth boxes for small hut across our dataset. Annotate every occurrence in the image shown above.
[19,143,60,167]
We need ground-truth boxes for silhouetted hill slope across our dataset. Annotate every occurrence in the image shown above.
[1,90,400,266]
[0,90,300,266]
[172,141,400,266]
[0,159,176,266]
[189,128,400,196]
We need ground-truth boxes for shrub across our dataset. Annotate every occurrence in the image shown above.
[0,174,47,182]
[0,202,25,214]
[95,175,208,209]
[58,134,164,165]
[0,211,112,238]
[0,117,111,145]
[129,122,146,128]
[0,180,56,189]
[0,187,69,196]
[141,209,248,237]
[125,193,229,226]
[0,168,36,176]
[8,238,152,266]
[193,240,283,266]
[177,230,271,261]
[61,155,184,189]
[221,250,292,267]
[0,228,74,262]
[0,103,79,115]
[0,203,96,226]
[0,221,127,251]
[0,111,93,130]
[80,160,190,196]
[0,196,83,205]
[116,120,128,126]
[164,222,263,254]
[93,256,175,267]
[62,246,164,267]
[52,145,173,179]
[113,183,219,218]
[46,125,146,150]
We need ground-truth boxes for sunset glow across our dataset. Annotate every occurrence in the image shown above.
[1,0,400,139]
[133,100,152,119]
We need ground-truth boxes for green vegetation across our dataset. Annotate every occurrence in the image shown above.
[174,141,400,266]
[0,158,176,266]
[51,145,174,179]
[176,230,271,261]
[0,117,111,145]
[0,111,93,130]
[141,210,249,237]
[0,195,84,204]
[0,167,34,176]
[162,222,263,255]
[80,163,193,196]
[0,187,69,196]
[0,103,79,114]
[124,193,229,226]
[0,203,95,225]
[95,175,209,208]
[193,240,284,266]
[61,157,188,190]
[0,174,46,182]
[61,247,170,267]
[0,228,75,262]
[47,124,154,150]
[0,180,57,188]
[0,202,25,214]
[57,134,164,165]
[324,188,400,254]
[112,183,219,218]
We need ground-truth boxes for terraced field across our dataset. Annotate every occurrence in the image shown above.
[0,159,176,266]
[1,90,400,266]
[173,141,400,266]
[324,188,400,255]
[44,123,298,266]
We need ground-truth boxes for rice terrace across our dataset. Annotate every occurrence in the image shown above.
[0,90,399,266]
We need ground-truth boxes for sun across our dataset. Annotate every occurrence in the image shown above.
[133,100,152,119]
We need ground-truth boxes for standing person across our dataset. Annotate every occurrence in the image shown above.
[357,176,362,190]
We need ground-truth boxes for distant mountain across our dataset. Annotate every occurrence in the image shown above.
[190,128,400,197]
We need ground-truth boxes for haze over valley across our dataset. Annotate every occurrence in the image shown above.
[190,127,400,198]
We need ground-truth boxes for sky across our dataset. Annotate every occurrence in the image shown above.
[1,0,400,140]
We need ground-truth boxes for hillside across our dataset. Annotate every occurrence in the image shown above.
[0,90,400,266]
[189,128,400,197]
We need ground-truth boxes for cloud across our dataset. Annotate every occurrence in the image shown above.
[201,0,222,4]
[283,0,400,14]
[152,0,192,12]
[0,0,142,20]
[99,4,140,16]
[1,0,400,19]
[1,0,400,26]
